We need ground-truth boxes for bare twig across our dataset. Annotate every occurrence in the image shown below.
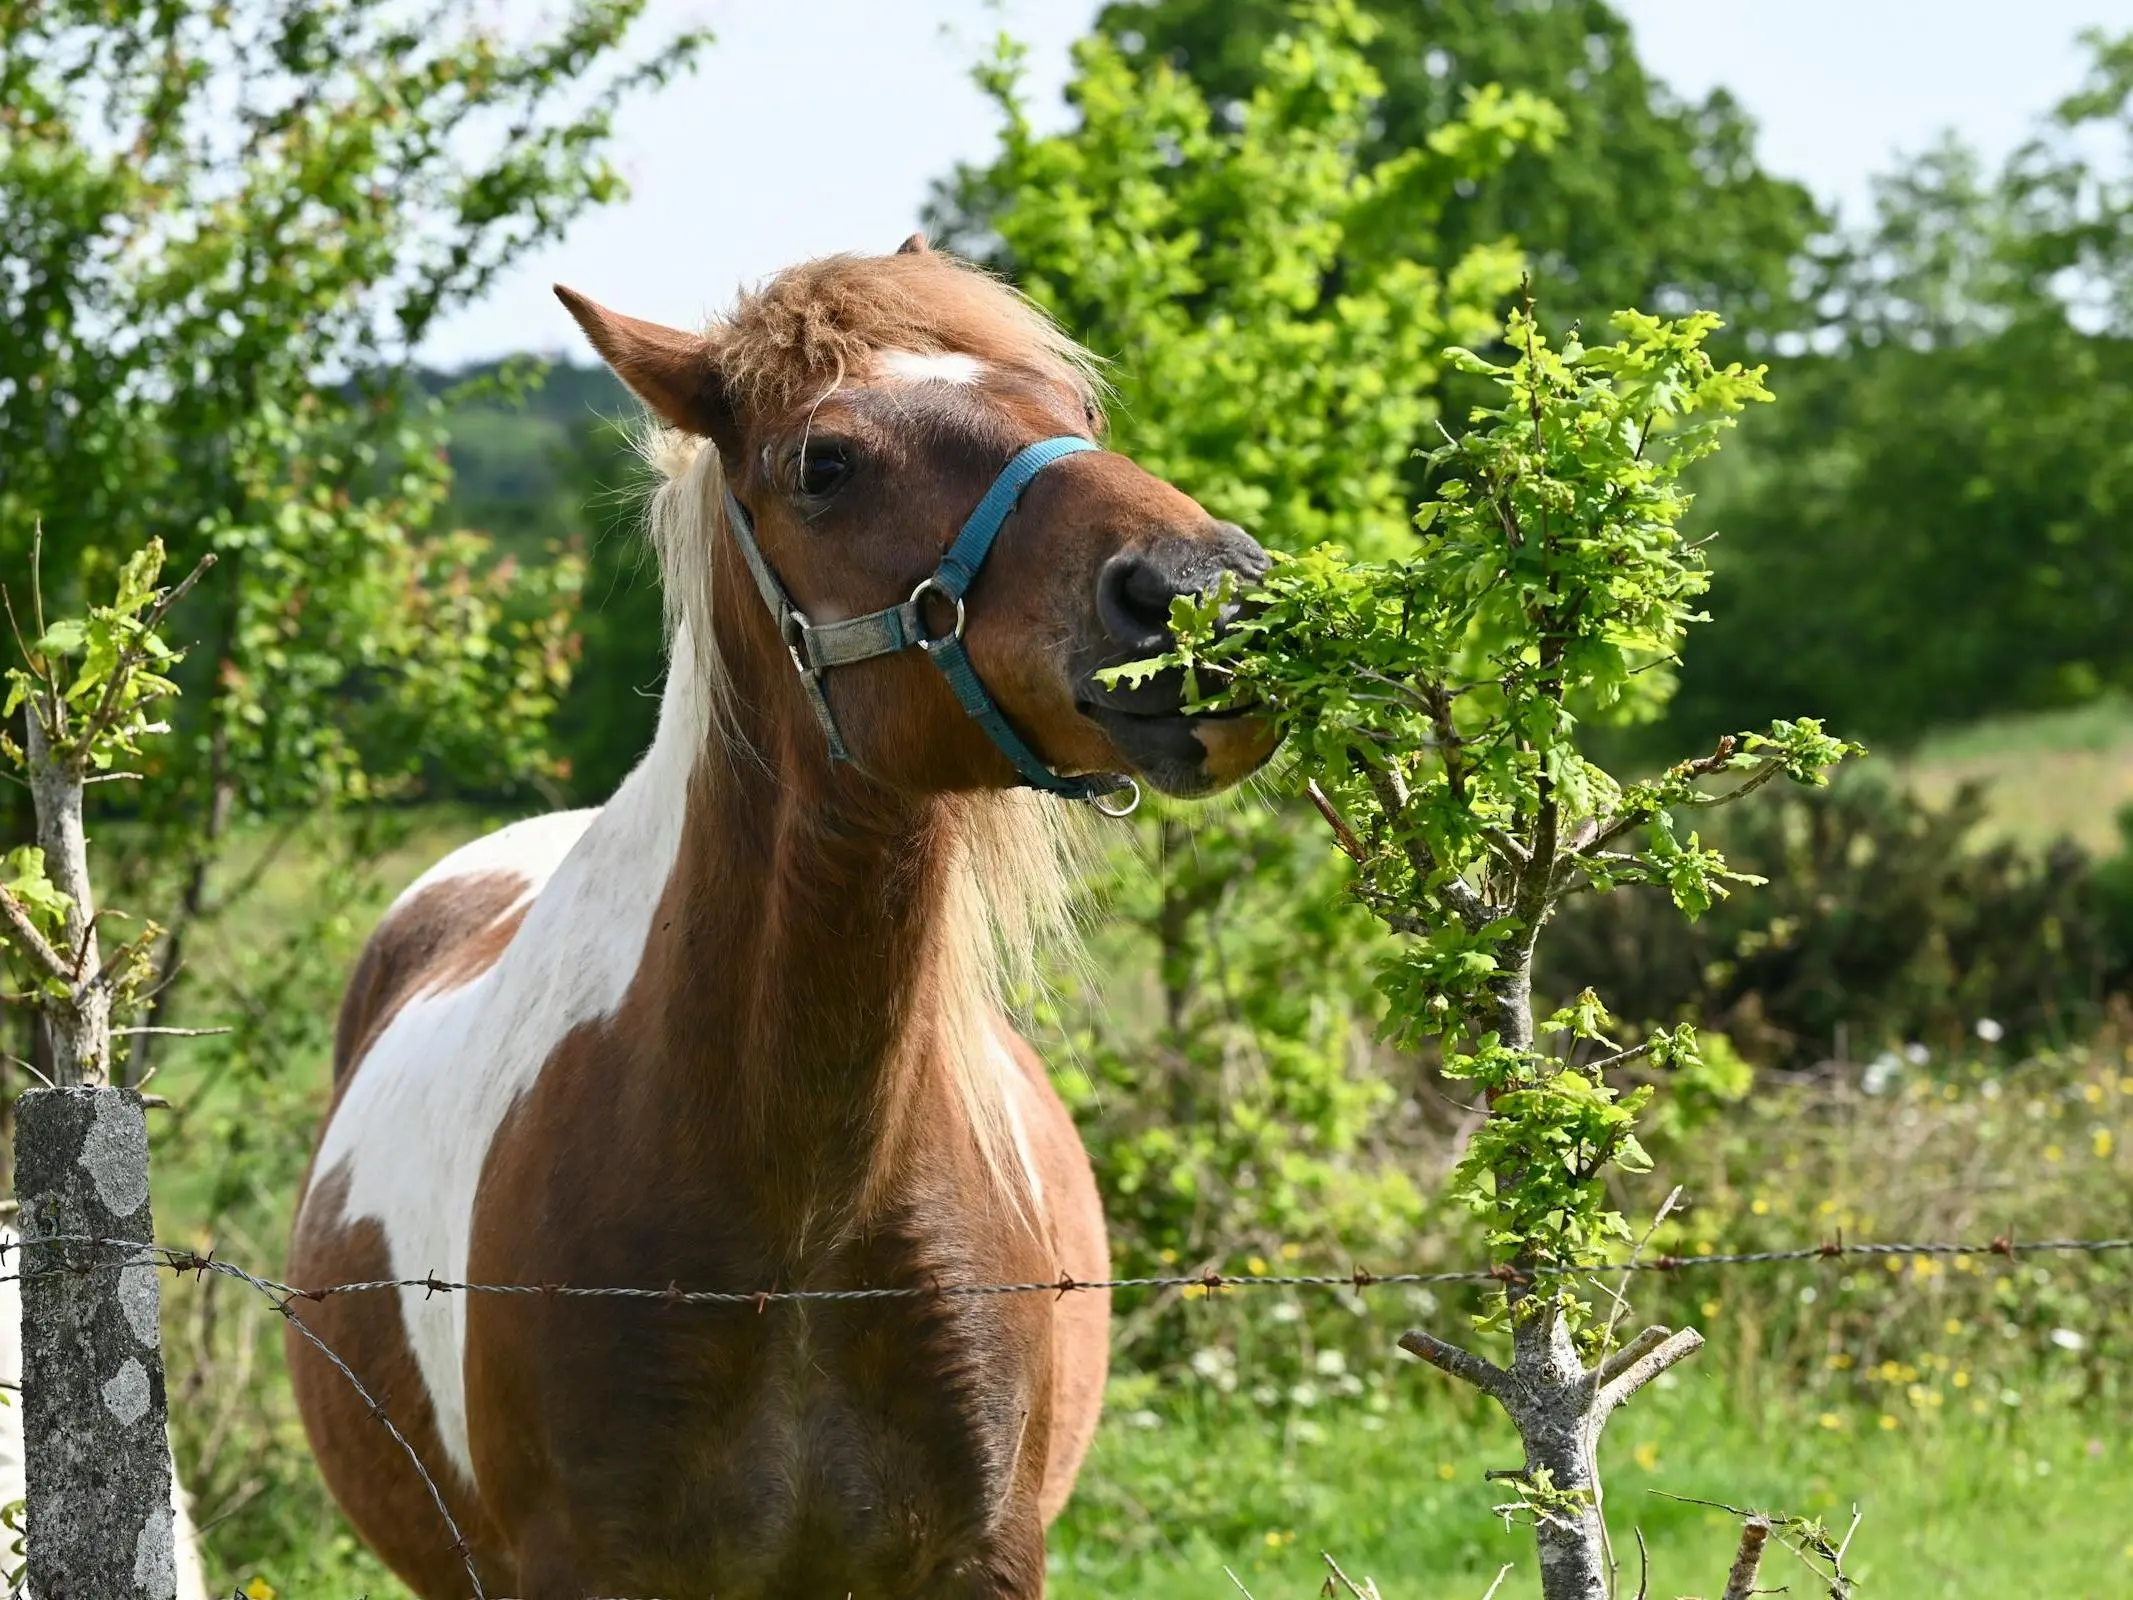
[1320,1551,1382,1600]
[1596,1328,1705,1421]
[1306,781,1368,864]
[1478,1564,1514,1600]
[0,886,70,981]
[1398,1328,1514,1402]
[1719,1517,1772,1600]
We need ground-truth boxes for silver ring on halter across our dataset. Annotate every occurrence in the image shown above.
[909,576,967,652]
[1091,777,1142,818]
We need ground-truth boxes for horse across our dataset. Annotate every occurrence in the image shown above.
[284,237,1277,1599]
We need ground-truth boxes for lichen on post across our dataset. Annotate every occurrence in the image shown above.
[15,1089,177,1600]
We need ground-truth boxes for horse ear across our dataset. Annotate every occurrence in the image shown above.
[553,286,734,445]
[895,233,932,256]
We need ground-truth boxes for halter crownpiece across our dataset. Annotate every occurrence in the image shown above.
[720,435,1140,812]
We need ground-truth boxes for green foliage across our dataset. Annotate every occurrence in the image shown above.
[1547,777,2131,1069]
[0,0,695,1086]
[1141,302,1856,1280]
[960,0,1540,559]
[940,0,1821,350]
[1669,28,2133,747]
[966,0,1549,1315]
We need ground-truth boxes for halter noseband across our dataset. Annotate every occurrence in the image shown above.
[720,435,1139,811]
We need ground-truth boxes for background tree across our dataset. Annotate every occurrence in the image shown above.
[1666,29,2133,748]
[0,0,705,1078]
[935,0,1821,350]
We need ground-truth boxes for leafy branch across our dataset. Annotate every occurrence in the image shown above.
[1,534,212,1085]
[1113,292,1859,1598]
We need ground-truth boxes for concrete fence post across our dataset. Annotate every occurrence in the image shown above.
[15,1087,178,1600]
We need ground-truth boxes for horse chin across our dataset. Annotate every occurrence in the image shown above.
[1082,704,1281,797]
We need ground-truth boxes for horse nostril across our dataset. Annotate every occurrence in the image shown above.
[1096,553,1183,649]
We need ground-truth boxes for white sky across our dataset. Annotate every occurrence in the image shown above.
[421,0,2133,367]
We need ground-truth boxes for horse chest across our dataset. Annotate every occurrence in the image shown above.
[470,1213,1054,1593]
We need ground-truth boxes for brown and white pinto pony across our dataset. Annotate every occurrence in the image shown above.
[285,239,1276,1599]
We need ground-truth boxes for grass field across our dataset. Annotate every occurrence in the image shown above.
[1053,1380,2133,1600]
[1897,696,2133,854]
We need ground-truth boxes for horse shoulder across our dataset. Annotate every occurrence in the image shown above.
[989,1022,1109,1524]
[331,811,599,1086]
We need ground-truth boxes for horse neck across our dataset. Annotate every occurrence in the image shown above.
[607,621,978,1236]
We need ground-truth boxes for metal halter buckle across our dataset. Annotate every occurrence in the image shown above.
[1091,777,1142,818]
[908,576,967,652]
[781,608,814,676]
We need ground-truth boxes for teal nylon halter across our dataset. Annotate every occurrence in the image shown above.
[720,435,1137,807]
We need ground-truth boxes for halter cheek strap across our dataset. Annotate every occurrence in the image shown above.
[720,435,1139,809]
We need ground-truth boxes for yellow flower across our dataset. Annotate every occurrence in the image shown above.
[1818,1412,1844,1430]
[1911,1256,1940,1278]
[2095,1129,2115,1160]
[2118,1075,2133,1095]
[2083,1083,2105,1105]
[2044,1144,2064,1164]
[1280,1242,1302,1261]
[1954,1370,1971,1389]
[1700,1299,1721,1318]
[1750,1197,1770,1215]
[1264,1529,1295,1549]
[1885,1256,1904,1273]
[1944,1318,1965,1336]
[1826,1352,1854,1370]
[1437,1462,1457,1481]
[241,1581,277,1600]
[1879,1414,1900,1431]
[1633,1441,1660,1472]
[1247,1256,1268,1276]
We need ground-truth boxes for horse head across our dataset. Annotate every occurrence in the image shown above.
[556,237,1280,804]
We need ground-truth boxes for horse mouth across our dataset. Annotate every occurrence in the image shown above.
[1074,671,1278,796]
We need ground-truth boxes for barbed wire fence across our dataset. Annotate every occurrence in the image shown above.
[11,1224,2133,1599]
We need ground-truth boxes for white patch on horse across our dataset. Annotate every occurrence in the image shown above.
[991,1028,1045,1214]
[877,348,984,386]
[307,653,708,1485]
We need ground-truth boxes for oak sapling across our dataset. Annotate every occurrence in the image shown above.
[1116,293,1859,1599]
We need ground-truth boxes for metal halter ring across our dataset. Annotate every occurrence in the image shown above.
[1091,777,1142,819]
[909,577,967,652]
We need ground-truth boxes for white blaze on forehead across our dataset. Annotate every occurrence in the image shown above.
[877,348,985,386]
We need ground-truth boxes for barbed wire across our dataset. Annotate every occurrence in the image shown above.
[13,1227,2129,1600]
[10,1231,2131,1310]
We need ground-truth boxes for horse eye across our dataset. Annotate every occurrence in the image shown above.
[796,442,853,500]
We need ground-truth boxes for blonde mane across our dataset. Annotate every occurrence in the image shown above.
[632,252,1095,1215]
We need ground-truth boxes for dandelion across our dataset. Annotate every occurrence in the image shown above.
[1818,1412,1844,1430]
[1879,1413,1900,1430]
[1954,1370,1971,1389]
[2095,1128,2115,1159]
[1263,1529,1296,1549]
[1974,1018,2004,1043]
[1750,1197,1770,1215]
[1944,1318,1964,1336]
[1437,1462,1457,1481]
[2050,1327,2087,1352]
[1632,1441,1660,1471]
[1247,1256,1268,1276]
[2044,1143,2064,1163]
